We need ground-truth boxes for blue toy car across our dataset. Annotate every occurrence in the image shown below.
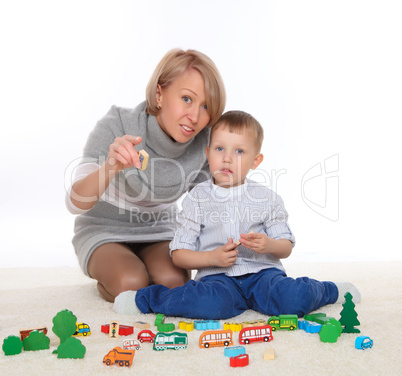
[355,335,373,350]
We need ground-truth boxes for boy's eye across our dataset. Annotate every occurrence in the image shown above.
[216,146,223,151]
[236,149,244,154]
[183,96,192,104]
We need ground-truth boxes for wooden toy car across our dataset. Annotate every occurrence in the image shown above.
[355,336,373,350]
[137,330,156,343]
[73,323,91,336]
[122,339,141,350]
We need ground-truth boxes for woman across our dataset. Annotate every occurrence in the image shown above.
[66,49,226,302]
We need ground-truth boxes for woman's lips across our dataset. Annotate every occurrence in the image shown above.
[180,124,194,135]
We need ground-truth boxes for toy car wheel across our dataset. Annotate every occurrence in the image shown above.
[125,361,130,366]
[264,337,269,342]
[245,339,250,344]
[224,341,229,346]
[83,332,87,336]
[105,360,112,366]
[290,326,295,330]
[204,343,210,348]
[271,327,276,331]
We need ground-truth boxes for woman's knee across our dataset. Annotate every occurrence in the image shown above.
[88,243,151,297]
[152,268,191,288]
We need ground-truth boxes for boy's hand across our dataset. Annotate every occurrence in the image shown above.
[239,232,270,254]
[209,238,238,267]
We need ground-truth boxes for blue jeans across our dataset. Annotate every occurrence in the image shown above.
[135,268,338,320]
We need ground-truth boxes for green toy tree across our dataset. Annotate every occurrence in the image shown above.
[23,331,50,351]
[319,319,342,343]
[2,335,23,356]
[57,337,86,359]
[339,292,360,333]
[52,309,79,354]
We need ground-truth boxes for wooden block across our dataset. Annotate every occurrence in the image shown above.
[264,348,275,360]
[109,321,120,339]
[138,150,149,171]
[133,321,150,330]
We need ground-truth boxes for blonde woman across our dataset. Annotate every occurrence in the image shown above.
[66,49,226,302]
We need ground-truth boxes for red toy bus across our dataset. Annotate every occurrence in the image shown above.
[239,325,273,344]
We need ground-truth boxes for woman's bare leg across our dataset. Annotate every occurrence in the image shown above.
[137,241,191,288]
[87,242,150,302]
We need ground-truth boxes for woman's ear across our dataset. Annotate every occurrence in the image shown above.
[156,84,162,107]
[251,153,264,169]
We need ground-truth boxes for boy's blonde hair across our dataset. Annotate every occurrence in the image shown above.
[146,49,226,127]
[211,111,264,152]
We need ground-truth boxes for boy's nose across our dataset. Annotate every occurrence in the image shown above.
[223,152,232,163]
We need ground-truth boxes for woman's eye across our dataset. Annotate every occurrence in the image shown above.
[183,96,192,104]
[202,104,208,110]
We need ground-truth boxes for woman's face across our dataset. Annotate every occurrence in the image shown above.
[156,68,210,143]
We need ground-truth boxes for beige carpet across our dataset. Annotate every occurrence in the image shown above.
[0,262,401,376]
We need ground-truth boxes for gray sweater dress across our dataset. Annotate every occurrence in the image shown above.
[72,101,210,276]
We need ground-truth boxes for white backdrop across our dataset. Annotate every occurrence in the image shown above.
[1,0,401,268]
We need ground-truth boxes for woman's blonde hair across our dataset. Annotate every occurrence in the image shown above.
[146,49,226,127]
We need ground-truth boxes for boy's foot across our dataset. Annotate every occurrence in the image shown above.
[113,290,141,314]
[334,282,361,303]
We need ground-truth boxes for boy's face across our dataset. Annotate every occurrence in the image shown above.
[206,125,263,188]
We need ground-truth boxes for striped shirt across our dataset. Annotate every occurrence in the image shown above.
[170,179,295,281]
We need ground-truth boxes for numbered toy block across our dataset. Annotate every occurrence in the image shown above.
[178,321,194,331]
[224,346,246,357]
[224,322,242,332]
[230,354,249,367]
[194,320,220,330]
[298,320,322,334]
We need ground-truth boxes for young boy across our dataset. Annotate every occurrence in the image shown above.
[114,111,360,319]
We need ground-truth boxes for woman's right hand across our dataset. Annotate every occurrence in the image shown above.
[106,135,143,173]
